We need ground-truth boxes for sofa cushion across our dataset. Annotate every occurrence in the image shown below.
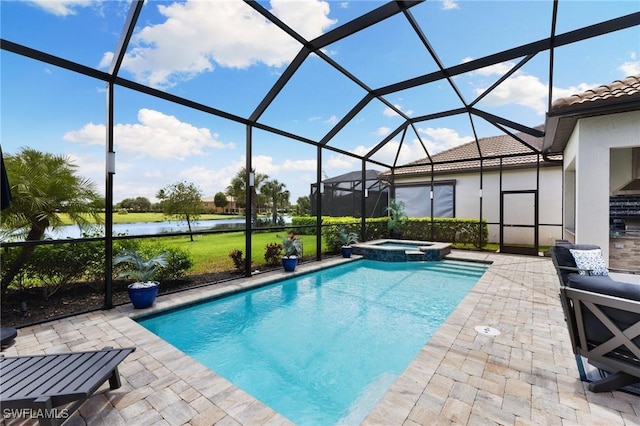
[569,248,609,276]
[567,274,640,353]
[568,274,640,301]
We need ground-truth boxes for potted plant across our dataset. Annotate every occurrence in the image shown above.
[386,198,408,238]
[337,227,359,258]
[279,232,302,272]
[113,250,168,309]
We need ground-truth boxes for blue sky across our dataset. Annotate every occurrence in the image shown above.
[1,0,639,203]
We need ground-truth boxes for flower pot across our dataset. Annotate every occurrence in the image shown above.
[341,246,353,258]
[282,256,298,272]
[127,281,159,309]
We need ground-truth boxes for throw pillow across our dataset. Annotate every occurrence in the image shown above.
[569,248,609,276]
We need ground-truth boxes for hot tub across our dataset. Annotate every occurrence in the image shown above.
[351,239,451,262]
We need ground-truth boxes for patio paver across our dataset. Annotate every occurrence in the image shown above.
[2,251,639,425]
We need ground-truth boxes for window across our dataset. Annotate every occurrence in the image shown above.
[396,181,455,218]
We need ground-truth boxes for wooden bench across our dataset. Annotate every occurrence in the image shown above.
[0,346,135,425]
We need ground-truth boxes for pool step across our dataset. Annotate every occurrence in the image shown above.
[426,260,488,277]
[405,250,425,261]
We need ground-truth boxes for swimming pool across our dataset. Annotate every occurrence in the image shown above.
[138,259,488,425]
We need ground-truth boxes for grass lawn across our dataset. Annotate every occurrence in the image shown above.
[155,231,326,273]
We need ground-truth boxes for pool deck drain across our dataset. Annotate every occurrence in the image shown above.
[4,251,640,425]
[474,325,501,336]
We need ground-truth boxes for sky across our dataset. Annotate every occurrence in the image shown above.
[1,0,639,204]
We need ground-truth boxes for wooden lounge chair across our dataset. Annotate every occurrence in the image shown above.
[0,346,135,425]
[551,242,640,392]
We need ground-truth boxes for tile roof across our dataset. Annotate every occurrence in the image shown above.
[543,74,640,154]
[551,74,640,112]
[383,127,558,177]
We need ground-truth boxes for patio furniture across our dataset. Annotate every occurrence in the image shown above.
[1,327,17,347]
[551,242,640,392]
[0,346,135,425]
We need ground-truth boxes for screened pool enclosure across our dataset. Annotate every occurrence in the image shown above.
[1,0,638,312]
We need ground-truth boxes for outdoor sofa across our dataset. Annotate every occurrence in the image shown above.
[551,241,640,392]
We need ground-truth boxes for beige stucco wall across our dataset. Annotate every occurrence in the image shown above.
[563,110,640,262]
[394,165,563,245]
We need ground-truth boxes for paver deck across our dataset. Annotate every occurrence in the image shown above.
[2,251,639,425]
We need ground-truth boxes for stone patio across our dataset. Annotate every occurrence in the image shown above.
[2,251,640,425]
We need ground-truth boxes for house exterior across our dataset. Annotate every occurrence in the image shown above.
[383,130,564,250]
[543,74,640,269]
[201,195,240,214]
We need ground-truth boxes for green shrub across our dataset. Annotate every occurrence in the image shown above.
[229,249,244,271]
[26,243,96,299]
[0,247,28,292]
[158,247,193,280]
[113,243,192,282]
[290,216,318,235]
[264,242,282,266]
[402,218,488,248]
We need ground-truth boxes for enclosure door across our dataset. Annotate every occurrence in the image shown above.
[500,190,538,256]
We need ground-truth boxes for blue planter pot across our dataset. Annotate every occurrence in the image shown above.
[127,282,159,309]
[282,257,298,272]
[341,246,353,258]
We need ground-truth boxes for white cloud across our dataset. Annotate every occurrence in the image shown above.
[619,52,640,76]
[441,0,459,10]
[63,109,235,160]
[467,58,640,115]
[324,115,338,125]
[375,127,391,136]
[475,73,548,115]
[282,159,317,171]
[323,127,470,170]
[28,0,94,17]
[417,127,471,154]
[467,61,551,115]
[383,104,413,117]
[326,154,356,169]
[109,0,335,88]
[383,107,399,117]
[469,61,515,77]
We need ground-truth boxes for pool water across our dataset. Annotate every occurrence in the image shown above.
[138,259,487,425]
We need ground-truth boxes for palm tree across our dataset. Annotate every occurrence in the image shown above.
[261,179,288,224]
[226,167,267,227]
[0,148,102,293]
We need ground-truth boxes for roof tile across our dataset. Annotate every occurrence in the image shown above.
[551,74,640,111]
[383,128,556,177]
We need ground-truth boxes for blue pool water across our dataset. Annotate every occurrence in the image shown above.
[138,259,487,425]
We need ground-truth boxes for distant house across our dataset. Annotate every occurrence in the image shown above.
[543,74,640,269]
[382,129,563,252]
[202,195,240,214]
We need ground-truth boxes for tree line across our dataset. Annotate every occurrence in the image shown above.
[0,148,310,292]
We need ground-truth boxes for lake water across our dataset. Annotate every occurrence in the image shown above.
[44,218,246,240]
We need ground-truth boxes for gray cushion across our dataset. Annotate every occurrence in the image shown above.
[568,274,640,301]
[568,274,640,351]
